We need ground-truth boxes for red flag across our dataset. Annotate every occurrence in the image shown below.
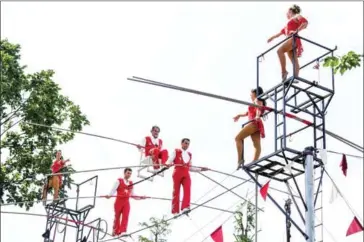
[346,217,363,236]
[340,154,348,176]
[210,225,224,242]
[260,180,270,201]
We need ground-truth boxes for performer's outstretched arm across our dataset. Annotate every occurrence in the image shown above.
[137,137,146,150]
[165,150,176,167]
[105,180,120,198]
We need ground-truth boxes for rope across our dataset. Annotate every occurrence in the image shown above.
[323,149,363,159]
[0,211,123,241]
[198,172,264,212]
[324,169,363,222]
[0,194,235,214]
[100,179,252,242]
[127,76,363,153]
[200,193,257,242]
[184,189,255,242]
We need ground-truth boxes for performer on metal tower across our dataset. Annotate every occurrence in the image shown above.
[106,168,144,237]
[42,150,70,203]
[234,87,266,169]
[267,4,308,82]
[137,125,169,170]
[165,138,209,215]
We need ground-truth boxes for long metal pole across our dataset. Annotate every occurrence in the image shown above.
[304,147,315,242]
[255,173,258,242]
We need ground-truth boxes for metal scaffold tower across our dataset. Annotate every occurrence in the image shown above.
[42,175,106,242]
[243,33,337,242]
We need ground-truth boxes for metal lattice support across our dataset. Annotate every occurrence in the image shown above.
[242,34,336,241]
[42,175,103,242]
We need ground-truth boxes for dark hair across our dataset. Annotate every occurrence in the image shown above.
[181,138,190,143]
[289,4,301,14]
[54,150,62,158]
[124,168,132,173]
[251,86,267,106]
[151,125,160,132]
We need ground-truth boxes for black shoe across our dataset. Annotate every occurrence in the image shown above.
[42,229,50,239]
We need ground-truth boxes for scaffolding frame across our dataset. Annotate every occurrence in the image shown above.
[42,175,102,242]
[243,33,336,242]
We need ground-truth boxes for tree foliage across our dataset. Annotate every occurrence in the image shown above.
[234,200,258,242]
[138,216,171,242]
[0,39,89,209]
[323,51,363,75]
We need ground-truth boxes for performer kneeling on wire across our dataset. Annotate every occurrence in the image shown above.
[137,125,169,171]
[106,168,145,237]
[42,150,70,204]
[233,87,267,169]
[165,138,208,215]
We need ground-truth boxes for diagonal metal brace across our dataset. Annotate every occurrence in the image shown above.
[243,167,309,240]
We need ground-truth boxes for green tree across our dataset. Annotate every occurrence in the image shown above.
[234,200,259,242]
[0,39,89,209]
[138,216,171,242]
[323,51,363,75]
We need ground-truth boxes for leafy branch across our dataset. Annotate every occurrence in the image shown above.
[323,51,363,75]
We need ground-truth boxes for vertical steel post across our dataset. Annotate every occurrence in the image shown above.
[255,174,258,242]
[304,147,315,242]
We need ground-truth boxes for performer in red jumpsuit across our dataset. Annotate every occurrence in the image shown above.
[234,87,266,169]
[166,138,208,215]
[138,125,169,170]
[267,4,309,82]
[42,150,70,203]
[106,168,144,237]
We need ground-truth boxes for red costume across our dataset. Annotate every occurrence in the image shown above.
[168,149,203,214]
[280,16,308,57]
[109,178,133,235]
[143,136,168,169]
[248,105,265,138]
[51,160,66,186]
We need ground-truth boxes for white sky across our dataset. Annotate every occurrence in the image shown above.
[1,2,363,242]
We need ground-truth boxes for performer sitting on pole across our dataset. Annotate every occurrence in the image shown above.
[234,87,266,169]
[106,168,144,237]
[137,125,169,170]
[165,138,208,215]
[42,150,70,204]
[267,4,308,82]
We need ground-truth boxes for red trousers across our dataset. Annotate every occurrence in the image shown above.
[172,169,191,214]
[149,148,168,169]
[113,199,130,235]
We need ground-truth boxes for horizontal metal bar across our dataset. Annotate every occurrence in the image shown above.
[286,103,318,117]
[316,136,324,141]
[277,124,313,141]
[245,150,283,169]
[299,35,336,52]
[295,76,334,95]
[300,49,335,70]
[78,175,98,186]
[258,35,292,58]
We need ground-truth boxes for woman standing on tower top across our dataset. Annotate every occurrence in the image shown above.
[267,4,308,82]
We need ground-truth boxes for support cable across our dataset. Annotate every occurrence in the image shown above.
[100,179,252,242]
[198,172,264,212]
[0,195,235,214]
[199,192,258,242]
[127,76,363,153]
[324,169,363,222]
[0,211,121,242]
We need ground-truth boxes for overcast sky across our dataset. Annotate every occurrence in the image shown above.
[1,2,363,242]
